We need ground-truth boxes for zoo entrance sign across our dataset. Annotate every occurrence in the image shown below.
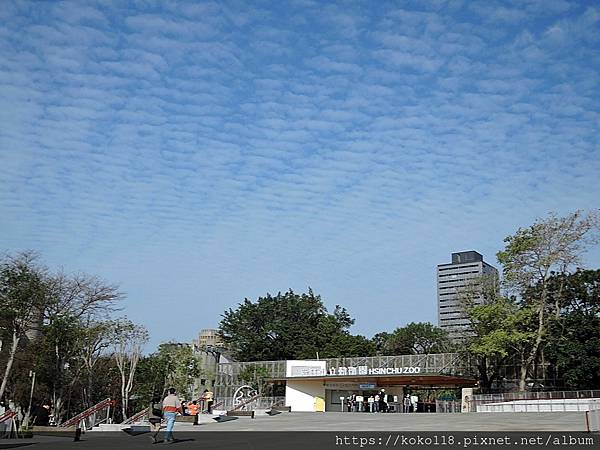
[286,360,422,378]
[329,366,421,376]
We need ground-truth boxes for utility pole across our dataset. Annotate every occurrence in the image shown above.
[27,370,36,421]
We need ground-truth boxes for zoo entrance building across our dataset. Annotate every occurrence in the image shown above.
[214,353,480,412]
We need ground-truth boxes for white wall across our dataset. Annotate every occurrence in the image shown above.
[286,380,325,412]
[587,409,600,432]
[286,360,326,377]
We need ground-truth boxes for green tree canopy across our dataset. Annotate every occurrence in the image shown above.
[219,289,374,361]
[545,269,600,389]
[0,252,49,400]
[377,322,451,355]
[496,210,599,390]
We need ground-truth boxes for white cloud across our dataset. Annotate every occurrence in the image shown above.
[1,0,599,349]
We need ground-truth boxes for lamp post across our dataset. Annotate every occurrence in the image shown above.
[28,370,36,420]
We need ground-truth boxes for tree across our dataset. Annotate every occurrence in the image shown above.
[497,210,599,390]
[0,251,124,422]
[238,366,271,394]
[34,313,87,423]
[157,343,203,400]
[46,273,122,320]
[545,269,600,389]
[0,252,49,400]
[110,319,148,419]
[462,297,535,391]
[458,274,513,390]
[380,322,451,355]
[80,320,112,408]
[372,332,391,355]
[219,289,369,361]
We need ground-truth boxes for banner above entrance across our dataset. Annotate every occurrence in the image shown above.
[286,360,422,378]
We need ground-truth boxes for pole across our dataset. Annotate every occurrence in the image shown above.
[27,371,36,420]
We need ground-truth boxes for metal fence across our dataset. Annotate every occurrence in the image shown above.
[436,400,462,413]
[213,396,286,411]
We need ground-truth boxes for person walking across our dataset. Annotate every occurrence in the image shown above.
[161,388,182,443]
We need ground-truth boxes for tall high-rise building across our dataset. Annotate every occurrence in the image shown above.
[437,251,498,340]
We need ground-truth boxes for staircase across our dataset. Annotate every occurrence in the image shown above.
[60,398,114,429]
[0,410,17,424]
[121,407,149,425]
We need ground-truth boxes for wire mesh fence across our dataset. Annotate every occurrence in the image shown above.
[212,396,286,411]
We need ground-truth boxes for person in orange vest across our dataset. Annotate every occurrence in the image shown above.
[161,388,182,443]
[187,400,200,425]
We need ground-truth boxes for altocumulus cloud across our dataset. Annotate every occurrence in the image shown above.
[0,0,599,348]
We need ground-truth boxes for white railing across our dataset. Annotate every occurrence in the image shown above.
[476,398,600,413]
[472,390,600,403]
[436,400,462,413]
[471,390,600,412]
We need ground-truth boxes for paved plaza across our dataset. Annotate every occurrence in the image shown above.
[6,412,592,449]
[190,411,588,432]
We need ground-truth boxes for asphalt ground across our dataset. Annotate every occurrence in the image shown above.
[0,412,594,450]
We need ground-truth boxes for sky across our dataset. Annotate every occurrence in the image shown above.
[1,0,599,351]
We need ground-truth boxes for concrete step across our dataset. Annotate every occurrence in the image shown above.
[89,423,129,432]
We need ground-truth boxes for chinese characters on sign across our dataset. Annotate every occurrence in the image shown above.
[288,365,422,377]
[290,366,327,377]
[328,366,421,375]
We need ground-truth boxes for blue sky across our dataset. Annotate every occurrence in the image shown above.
[1,0,599,351]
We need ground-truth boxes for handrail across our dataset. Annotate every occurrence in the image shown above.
[60,398,113,428]
[270,398,285,408]
[209,400,224,411]
[232,394,261,411]
[0,410,17,424]
[121,406,149,424]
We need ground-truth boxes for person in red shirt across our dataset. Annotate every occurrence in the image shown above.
[161,388,182,442]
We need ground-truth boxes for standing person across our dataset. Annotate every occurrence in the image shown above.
[202,389,214,414]
[403,395,411,413]
[362,396,369,413]
[373,394,380,412]
[33,403,50,426]
[161,388,182,443]
[149,395,163,444]
[378,389,387,413]
[187,400,199,425]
